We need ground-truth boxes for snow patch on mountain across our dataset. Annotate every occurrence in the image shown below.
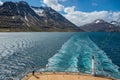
[95,20,100,23]
[93,19,105,24]
[32,8,45,17]
[25,15,29,22]
[111,21,120,27]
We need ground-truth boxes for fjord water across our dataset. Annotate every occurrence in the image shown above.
[0,32,120,80]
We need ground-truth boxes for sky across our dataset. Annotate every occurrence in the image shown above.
[0,0,120,26]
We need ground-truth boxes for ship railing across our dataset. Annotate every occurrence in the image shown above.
[15,66,120,80]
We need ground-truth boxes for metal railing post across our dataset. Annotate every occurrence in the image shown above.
[91,56,95,76]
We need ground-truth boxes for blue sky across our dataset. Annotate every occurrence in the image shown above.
[2,0,120,12]
[67,0,120,12]
[3,0,42,6]
[1,0,120,26]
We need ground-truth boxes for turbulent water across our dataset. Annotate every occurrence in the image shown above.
[0,32,120,80]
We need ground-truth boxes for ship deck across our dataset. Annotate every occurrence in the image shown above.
[22,72,114,80]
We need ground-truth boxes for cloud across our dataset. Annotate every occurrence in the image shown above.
[42,0,120,26]
[42,0,64,11]
[0,1,3,6]
[63,6,120,26]
[64,6,75,13]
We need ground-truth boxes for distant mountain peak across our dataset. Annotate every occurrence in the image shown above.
[19,1,28,5]
[2,1,15,6]
[80,19,120,32]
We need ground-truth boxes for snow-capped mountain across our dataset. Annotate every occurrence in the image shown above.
[32,6,82,31]
[80,19,120,32]
[0,1,83,31]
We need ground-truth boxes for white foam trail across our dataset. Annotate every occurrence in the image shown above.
[45,33,120,78]
[44,35,80,72]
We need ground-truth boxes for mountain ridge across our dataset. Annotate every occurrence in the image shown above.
[80,19,120,32]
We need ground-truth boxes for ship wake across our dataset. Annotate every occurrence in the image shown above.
[42,33,120,78]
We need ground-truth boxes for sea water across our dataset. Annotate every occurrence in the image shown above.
[0,32,120,80]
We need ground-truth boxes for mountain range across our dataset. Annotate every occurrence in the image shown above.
[0,1,120,32]
[0,1,82,32]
